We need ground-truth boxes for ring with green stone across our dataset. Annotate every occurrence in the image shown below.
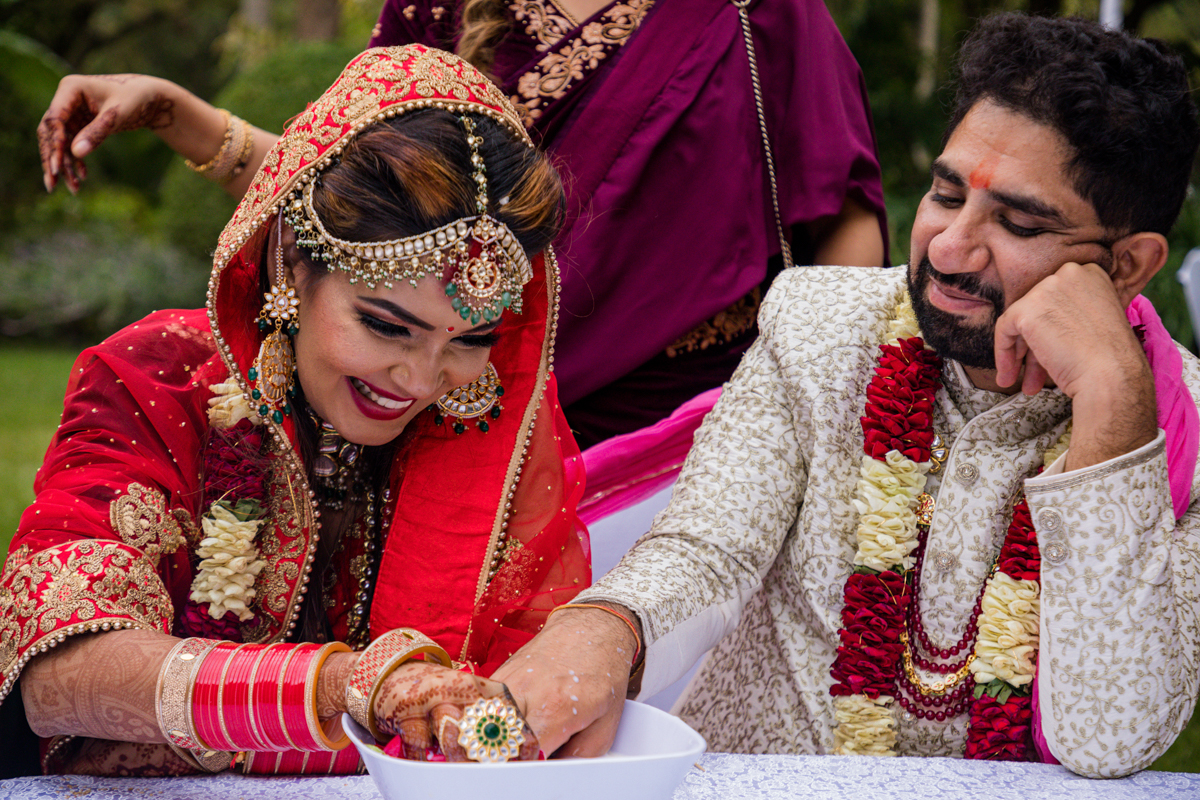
[457,697,527,763]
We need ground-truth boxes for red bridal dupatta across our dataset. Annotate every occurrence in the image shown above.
[0,46,589,770]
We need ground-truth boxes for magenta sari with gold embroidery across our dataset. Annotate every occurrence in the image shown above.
[371,0,888,445]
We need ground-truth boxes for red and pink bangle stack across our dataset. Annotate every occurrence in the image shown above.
[157,637,352,770]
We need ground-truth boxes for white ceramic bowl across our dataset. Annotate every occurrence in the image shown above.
[343,700,706,800]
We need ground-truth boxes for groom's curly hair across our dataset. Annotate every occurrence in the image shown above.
[947,13,1198,237]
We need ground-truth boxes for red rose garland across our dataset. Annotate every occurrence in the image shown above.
[178,384,272,640]
[831,299,1058,760]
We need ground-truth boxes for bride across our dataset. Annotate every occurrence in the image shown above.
[0,44,588,775]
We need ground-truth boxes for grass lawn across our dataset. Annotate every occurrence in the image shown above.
[0,345,1197,771]
[0,344,79,559]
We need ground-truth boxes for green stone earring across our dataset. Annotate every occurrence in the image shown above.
[430,362,504,434]
[249,214,298,425]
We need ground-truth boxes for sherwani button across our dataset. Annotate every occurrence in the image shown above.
[954,463,979,484]
[1044,541,1069,565]
[1037,509,1064,532]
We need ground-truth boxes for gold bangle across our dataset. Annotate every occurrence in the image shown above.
[185,110,252,185]
[306,641,352,751]
[345,629,451,740]
[157,638,220,751]
[156,637,233,773]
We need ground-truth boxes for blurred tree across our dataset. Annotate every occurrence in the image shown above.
[157,40,362,262]
[0,31,69,230]
[297,0,340,39]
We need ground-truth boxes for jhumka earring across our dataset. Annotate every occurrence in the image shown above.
[431,362,504,434]
[248,215,299,424]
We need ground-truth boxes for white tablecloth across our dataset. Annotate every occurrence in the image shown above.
[2,754,1198,800]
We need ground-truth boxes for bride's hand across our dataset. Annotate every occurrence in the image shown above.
[372,661,540,762]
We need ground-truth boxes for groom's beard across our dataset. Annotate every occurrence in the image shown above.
[906,257,1006,369]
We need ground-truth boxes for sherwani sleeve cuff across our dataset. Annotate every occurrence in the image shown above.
[1022,430,1195,777]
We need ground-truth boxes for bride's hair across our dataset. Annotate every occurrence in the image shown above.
[305,108,563,267]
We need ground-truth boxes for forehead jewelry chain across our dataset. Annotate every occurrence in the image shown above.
[281,114,530,327]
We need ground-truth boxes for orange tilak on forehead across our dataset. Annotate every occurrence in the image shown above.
[968,153,1000,190]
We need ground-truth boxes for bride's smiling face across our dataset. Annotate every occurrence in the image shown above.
[280,225,500,447]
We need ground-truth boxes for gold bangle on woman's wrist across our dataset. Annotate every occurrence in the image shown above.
[185,109,254,185]
[345,628,451,740]
[155,637,233,772]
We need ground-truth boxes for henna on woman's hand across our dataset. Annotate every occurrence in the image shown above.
[60,738,201,777]
[372,662,539,761]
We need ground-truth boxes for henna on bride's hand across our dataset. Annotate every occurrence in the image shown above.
[37,122,63,178]
[372,664,539,761]
[22,631,164,743]
[373,664,483,737]
[62,739,200,777]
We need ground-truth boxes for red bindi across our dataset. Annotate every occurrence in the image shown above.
[968,156,998,190]
[447,326,455,332]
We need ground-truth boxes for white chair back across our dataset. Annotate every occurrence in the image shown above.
[1175,247,1200,342]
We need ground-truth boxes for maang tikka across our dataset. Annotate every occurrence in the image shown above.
[248,214,299,424]
[281,114,531,327]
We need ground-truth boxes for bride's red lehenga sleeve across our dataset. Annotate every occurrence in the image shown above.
[0,309,222,701]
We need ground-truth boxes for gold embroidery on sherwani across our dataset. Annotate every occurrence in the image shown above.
[508,0,653,127]
[109,483,191,556]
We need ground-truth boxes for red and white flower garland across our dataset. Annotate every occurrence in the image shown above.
[177,379,270,640]
[830,297,1068,760]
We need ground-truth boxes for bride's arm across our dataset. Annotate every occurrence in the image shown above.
[21,627,535,763]
[20,628,357,743]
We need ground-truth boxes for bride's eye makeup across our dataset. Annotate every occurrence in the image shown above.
[358,313,410,338]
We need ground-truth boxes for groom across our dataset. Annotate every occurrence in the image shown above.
[496,12,1200,778]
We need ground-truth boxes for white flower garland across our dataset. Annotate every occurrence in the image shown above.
[967,432,1068,696]
[207,377,263,428]
[190,502,268,620]
[189,379,269,622]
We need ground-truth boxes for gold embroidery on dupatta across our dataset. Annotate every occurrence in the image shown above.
[241,440,313,644]
[463,248,561,660]
[109,483,192,555]
[0,541,173,703]
[509,0,653,127]
[484,538,535,605]
[665,287,762,358]
[221,48,526,247]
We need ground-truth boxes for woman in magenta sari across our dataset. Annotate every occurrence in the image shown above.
[39,0,887,447]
